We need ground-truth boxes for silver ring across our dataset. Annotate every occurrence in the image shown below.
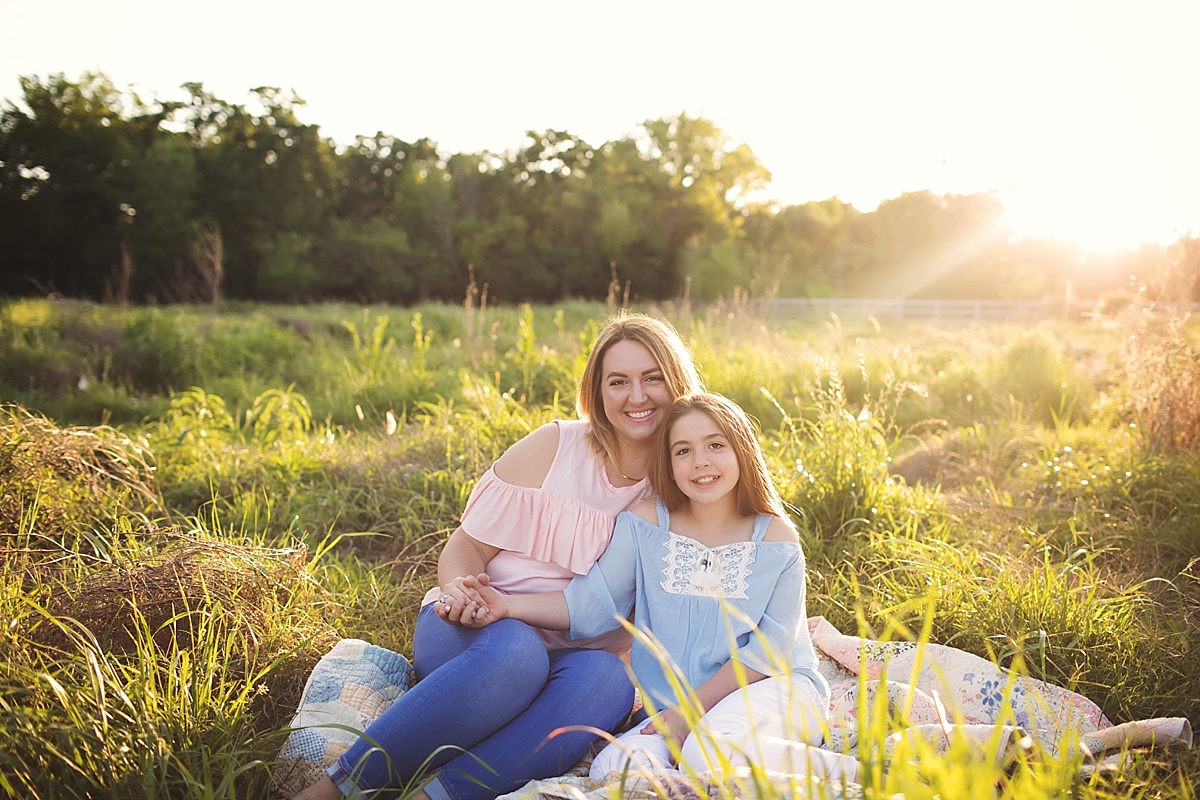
[440,596,453,606]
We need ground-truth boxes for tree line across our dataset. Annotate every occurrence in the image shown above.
[2,72,1197,306]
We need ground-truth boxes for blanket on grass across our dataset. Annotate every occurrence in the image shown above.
[274,619,1192,799]
[499,617,1192,800]
[805,616,1190,762]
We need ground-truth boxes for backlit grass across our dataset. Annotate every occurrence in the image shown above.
[0,298,1196,798]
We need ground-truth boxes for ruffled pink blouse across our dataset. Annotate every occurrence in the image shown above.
[423,419,653,654]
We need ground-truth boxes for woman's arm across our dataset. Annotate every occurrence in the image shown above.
[456,509,643,633]
[435,423,561,621]
[435,528,501,623]
[437,527,501,590]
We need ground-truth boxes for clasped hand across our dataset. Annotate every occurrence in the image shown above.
[434,573,507,627]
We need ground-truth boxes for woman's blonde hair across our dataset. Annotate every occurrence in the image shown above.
[650,393,786,519]
[577,312,702,466]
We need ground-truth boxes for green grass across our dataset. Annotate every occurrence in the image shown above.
[1,298,1197,798]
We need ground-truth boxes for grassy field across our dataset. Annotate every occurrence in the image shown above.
[1,296,1198,799]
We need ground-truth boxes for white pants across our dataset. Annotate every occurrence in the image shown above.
[590,675,859,782]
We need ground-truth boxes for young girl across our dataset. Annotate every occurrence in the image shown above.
[459,393,856,781]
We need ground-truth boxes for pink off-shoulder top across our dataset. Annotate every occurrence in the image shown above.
[422,419,653,654]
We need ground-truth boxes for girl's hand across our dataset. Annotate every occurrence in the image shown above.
[457,574,509,628]
[640,706,692,760]
[435,574,490,625]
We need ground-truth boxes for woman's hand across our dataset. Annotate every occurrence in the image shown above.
[640,706,693,760]
[455,574,510,628]
[435,574,491,625]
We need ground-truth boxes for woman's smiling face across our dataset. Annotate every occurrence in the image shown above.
[600,339,672,446]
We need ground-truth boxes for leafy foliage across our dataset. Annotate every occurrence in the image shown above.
[6,73,1196,306]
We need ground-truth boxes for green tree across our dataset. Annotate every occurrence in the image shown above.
[743,198,865,298]
[586,138,663,296]
[391,144,462,300]
[597,113,770,299]
[491,130,601,301]
[331,133,437,223]
[855,191,1011,298]
[181,84,336,300]
[991,236,1080,302]
[123,133,200,300]
[450,150,527,302]
[0,72,181,299]
[1176,234,1200,302]
[322,133,457,303]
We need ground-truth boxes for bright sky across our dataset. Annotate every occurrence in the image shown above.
[3,0,1198,252]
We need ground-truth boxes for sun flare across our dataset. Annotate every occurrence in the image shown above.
[997,155,1193,254]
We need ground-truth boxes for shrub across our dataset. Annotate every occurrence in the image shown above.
[113,309,213,394]
[989,327,1090,426]
[766,358,942,546]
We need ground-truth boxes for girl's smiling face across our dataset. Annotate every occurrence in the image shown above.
[668,409,740,508]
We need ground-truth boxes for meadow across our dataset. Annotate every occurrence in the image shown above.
[1,296,1198,799]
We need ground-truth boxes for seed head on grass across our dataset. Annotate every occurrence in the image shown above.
[1121,312,1200,456]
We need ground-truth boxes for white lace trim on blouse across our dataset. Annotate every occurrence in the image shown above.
[659,534,755,599]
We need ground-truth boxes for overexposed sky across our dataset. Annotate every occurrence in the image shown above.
[2,0,1197,251]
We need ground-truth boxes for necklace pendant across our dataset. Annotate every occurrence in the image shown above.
[690,551,721,590]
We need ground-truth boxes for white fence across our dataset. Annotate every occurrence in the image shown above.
[767,298,1200,321]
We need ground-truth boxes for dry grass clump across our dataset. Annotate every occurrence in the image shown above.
[0,403,161,548]
[36,529,315,653]
[23,527,341,736]
[1,528,340,797]
[1121,314,1200,455]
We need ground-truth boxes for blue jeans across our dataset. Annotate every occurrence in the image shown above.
[329,603,634,800]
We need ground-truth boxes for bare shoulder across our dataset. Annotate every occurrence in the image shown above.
[762,515,800,544]
[630,496,658,523]
[493,422,561,489]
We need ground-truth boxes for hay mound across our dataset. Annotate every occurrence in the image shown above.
[38,529,316,654]
[0,403,161,545]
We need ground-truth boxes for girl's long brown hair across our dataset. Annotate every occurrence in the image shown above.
[650,393,786,519]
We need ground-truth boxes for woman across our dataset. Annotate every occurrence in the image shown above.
[295,311,703,800]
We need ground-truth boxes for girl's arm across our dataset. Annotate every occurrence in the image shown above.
[737,522,808,676]
[641,659,767,753]
[460,511,644,634]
